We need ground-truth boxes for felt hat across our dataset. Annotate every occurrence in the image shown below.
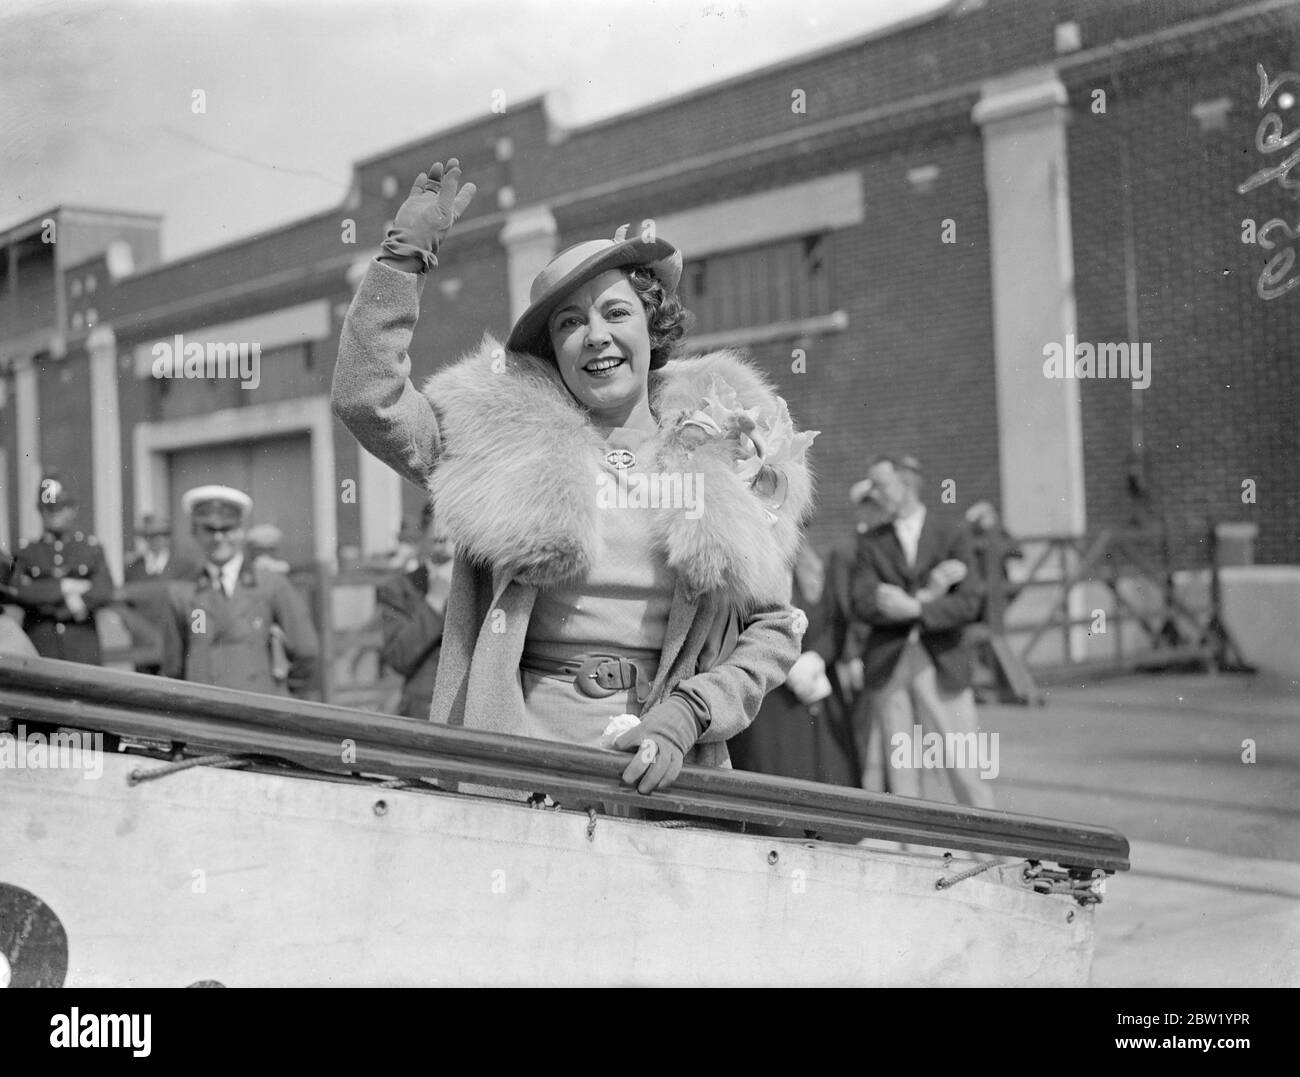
[182,485,252,527]
[505,225,682,358]
[246,523,284,551]
[136,513,171,537]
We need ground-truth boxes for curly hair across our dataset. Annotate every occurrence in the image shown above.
[534,266,693,369]
[626,266,693,369]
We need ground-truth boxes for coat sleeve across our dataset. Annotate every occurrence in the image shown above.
[850,538,894,627]
[83,547,115,612]
[670,602,802,744]
[9,551,69,618]
[164,581,196,678]
[271,577,321,699]
[331,260,446,490]
[377,578,445,678]
[918,526,984,632]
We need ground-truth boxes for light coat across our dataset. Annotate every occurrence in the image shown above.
[333,260,815,765]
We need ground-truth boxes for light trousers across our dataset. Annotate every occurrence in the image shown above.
[855,639,995,809]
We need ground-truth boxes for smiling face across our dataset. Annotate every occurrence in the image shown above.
[547,270,653,425]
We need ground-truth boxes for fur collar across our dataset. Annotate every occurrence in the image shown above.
[422,336,814,610]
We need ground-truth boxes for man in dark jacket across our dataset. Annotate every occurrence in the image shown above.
[123,514,197,583]
[377,501,452,719]
[168,485,320,698]
[121,514,198,674]
[850,455,995,808]
[7,478,114,665]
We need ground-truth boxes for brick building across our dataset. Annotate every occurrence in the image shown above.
[2,0,1297,583]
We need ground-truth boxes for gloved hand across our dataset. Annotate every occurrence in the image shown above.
[916,559,968,602]
[380,158,478,273]
[928,558,968,591]
[60,578,91,620]
[613,696,704,794]
[785,650,832,705]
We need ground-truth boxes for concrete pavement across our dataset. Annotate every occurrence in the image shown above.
[980,671,1298,987]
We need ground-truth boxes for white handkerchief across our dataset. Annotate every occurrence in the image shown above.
[601,713,641,748]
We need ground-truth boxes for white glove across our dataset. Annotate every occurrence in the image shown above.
[60,578,91,619]
[785,650,832,705]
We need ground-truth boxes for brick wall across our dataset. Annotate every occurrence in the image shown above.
[1068,32,1300,565]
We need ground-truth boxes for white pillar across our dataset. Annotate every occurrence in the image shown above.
[13,356,41,542]
[357,445,403,559]
[0,446,8,555]
[87,325,124,580]
[500,207,559,322]
[973,69,1087,538]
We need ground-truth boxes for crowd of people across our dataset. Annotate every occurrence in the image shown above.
[0,479,322,699]
[1,155,1018,812]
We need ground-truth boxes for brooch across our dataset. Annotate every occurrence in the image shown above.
[604,448,636,470]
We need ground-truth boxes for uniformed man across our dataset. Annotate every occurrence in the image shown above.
[169,485,320,698]
[7,478,114,664]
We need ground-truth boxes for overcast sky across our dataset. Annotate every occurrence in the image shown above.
[1,0,946,261]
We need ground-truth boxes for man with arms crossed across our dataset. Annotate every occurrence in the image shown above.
[850,455,994,808]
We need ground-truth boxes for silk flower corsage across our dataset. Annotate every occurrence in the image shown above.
[679,376,819,488]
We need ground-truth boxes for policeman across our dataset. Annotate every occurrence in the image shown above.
[169,485,320,698]
[7,478,114,664]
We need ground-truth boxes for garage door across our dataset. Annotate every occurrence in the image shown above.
[167,433,314,569]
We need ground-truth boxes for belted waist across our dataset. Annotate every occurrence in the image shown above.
[520,651,658,703]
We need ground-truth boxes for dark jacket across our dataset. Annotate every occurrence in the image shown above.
[727,566,858,787]
[168,559,320,697]
[121,551,200,673]
[824,539,869,668]
[376,563,446,719]
[851,512,983,694]
[123,550,199,584]
[7,530,114,665]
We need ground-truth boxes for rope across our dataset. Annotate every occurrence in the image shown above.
[127,753,257,786]
[374,776,441,792]
[934,858,1008,890]
[651,818,742,832]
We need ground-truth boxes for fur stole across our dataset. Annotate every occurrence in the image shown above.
[421,336,814,610]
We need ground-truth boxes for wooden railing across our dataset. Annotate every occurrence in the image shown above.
[0,653,1130,873]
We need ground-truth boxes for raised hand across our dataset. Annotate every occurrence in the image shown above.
[381,158,478,272]
[394,158,477,253]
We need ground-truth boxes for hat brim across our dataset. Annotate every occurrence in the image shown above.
[505,237,682,357]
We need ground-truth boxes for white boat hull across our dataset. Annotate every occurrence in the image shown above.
[0,751,1098,987]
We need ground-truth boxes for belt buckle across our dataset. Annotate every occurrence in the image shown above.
[576,655,620,699]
